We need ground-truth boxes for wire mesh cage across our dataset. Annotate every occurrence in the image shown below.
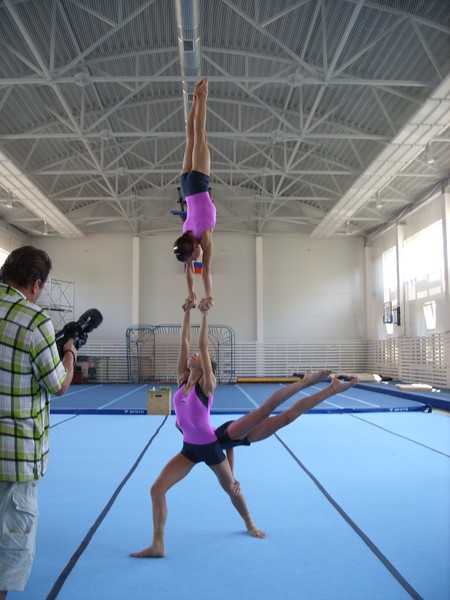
[126,323,235,383]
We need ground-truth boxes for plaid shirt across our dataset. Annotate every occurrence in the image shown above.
[0,283,67,481]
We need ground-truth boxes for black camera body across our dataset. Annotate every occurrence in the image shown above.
[55,308,103,358]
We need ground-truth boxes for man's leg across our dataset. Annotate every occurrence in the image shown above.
[0,481,39,597]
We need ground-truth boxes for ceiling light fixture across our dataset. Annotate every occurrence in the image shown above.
[425,144,435,164]
[0,150,84,238]
[376,191,382,209]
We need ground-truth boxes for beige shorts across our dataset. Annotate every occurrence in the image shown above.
[0,480,39,592]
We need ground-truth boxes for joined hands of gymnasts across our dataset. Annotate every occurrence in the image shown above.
[182,296,212,312]
[184,293,214,311]
[198,296,213,312]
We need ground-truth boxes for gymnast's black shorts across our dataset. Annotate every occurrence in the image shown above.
[214,421,251,450]
[181,440,226,466]
[180,170,210,196]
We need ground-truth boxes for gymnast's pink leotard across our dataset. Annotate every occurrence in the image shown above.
[182,191,216,240]
[173,382,217,445]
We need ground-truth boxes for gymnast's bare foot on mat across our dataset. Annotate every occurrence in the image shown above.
[245,517,266,538]
[129,544,165,558]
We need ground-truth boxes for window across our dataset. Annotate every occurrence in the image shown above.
[423,301,436,330]
[403,221,444,301]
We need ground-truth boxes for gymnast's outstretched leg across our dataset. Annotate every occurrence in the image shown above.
[226,370,331,442]
[245,377,357,443]
[181,89,196,174]
[191,77,210,175]
[181,77,210,176]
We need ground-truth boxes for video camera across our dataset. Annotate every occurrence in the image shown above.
[55,308,103,358]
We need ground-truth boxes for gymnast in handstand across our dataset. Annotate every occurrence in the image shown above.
[173,77,215,311]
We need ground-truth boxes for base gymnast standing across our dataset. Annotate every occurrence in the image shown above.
[130,298,357,557]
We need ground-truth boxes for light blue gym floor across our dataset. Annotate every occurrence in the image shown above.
[9,384,450,600]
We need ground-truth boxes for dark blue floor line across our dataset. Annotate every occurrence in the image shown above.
[50,414,80,428]
[45,416,169,600]
[350,414,450,458]
[275,433,424,600]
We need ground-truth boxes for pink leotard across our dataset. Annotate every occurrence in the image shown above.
[182,191,216,240]
[173,382,217,445]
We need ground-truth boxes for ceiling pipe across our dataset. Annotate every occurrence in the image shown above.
[175,0,201,122]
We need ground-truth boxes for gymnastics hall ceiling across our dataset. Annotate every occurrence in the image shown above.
[0,0,449,240]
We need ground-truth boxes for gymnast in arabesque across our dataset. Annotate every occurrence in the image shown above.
[130,298,357,558]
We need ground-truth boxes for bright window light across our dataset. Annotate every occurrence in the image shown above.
[423,301,436,330]
[385,322,394,335]
[403,221,444,301]
[0,247,8,268]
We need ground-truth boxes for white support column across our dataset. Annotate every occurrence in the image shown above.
[255,236,264,376]
[396,224,406,337]
[441,187,450,330]
[131,236,140,325]
[363,243,371,339]
[255,235,263,343]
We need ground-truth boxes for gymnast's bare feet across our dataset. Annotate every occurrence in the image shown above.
[330,377,358,393]
[194,77,208,98]
[301,369,332,387]
[129,542,165,559]
[244,516,266,539]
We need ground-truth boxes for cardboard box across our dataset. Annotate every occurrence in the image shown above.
[147,388,172,415]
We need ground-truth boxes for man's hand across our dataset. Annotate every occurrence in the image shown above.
[62,340,78,364]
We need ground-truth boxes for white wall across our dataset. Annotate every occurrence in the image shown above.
[34,235,134,341]
[140,234,258,339]
[262,235,365,340]
[0,222,28,254]
[29,231,365,343]
[2,195,447,386]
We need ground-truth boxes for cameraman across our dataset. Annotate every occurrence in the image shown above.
[0,246,77,599]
